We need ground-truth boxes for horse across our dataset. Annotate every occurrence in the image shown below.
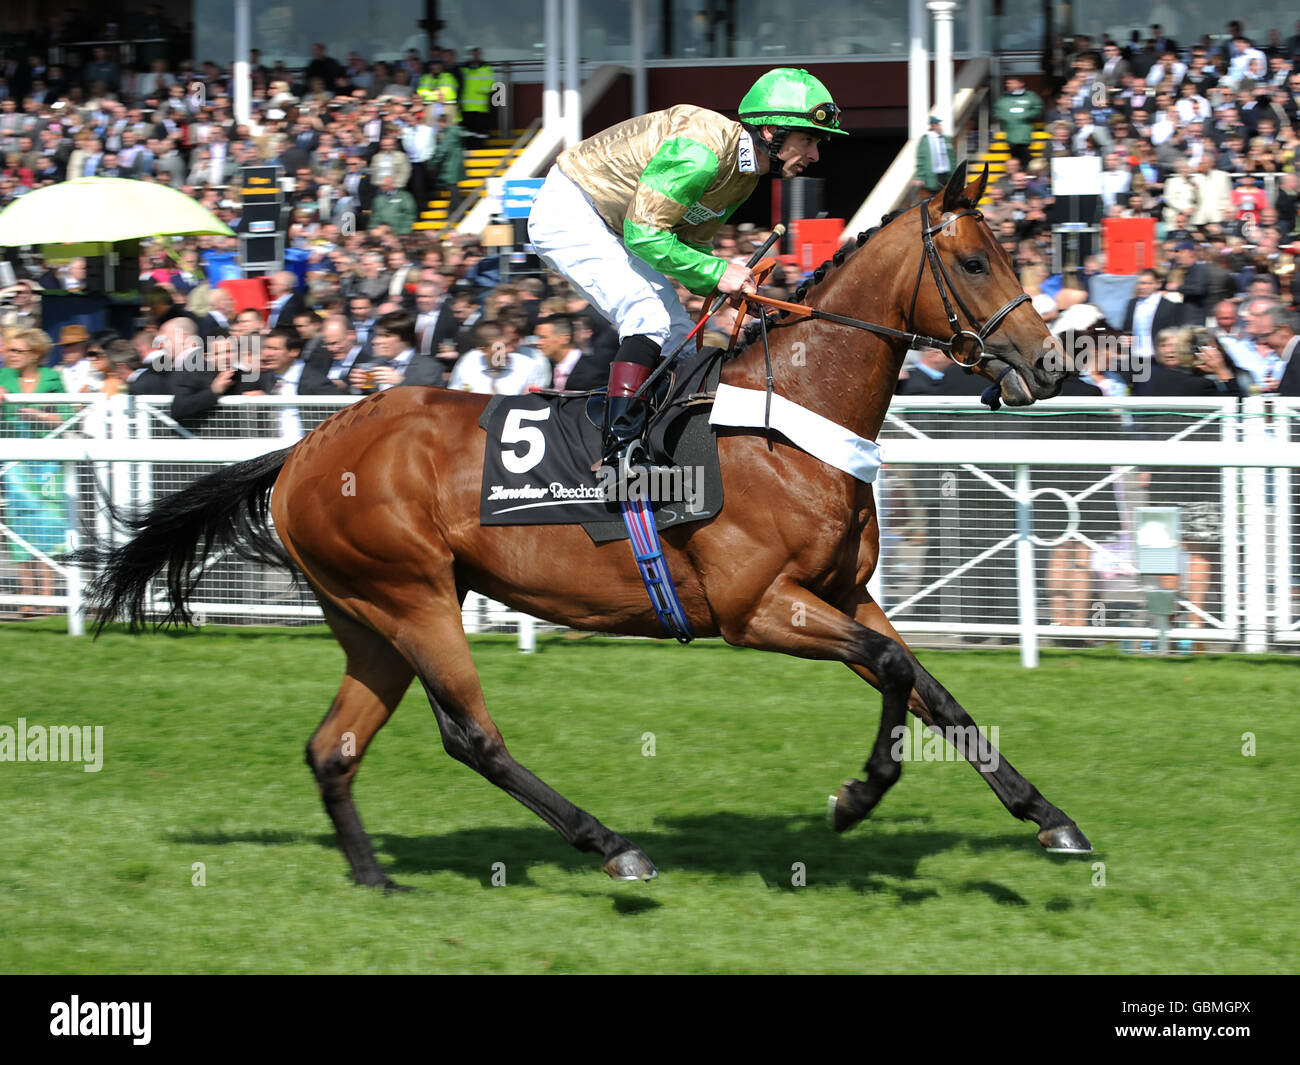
[85,163,1092,890]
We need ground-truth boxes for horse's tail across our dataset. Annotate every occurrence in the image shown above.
[78,447,295,634]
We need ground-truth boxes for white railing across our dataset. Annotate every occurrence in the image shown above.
[3,393,1299,662]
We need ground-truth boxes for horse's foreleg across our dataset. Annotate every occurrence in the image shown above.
[403,594,658,881]
[845,595,1092,854]
[720,577,916,829]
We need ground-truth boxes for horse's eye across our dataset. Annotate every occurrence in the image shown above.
[963,258,985,275]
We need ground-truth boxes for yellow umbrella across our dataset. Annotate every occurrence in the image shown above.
[0,178,236,246]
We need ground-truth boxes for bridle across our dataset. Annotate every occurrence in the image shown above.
[738,195,1031,371]
[908,196,1032,369]
[635,190,1036,414]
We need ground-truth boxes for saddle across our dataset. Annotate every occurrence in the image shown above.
[477,347,726,544]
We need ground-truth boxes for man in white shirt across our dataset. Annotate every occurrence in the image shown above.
[449,320,550,395]
[207,127,230,185]
[1228,37,1267,86]
[1210,299,1267,388]
[1148,92,1178,146]
[399,101,436,209]
[1099,151,1132,211]
[1145,51,1186,88]
[1175,82,1212,125]
[251,328,307,440]
[1122,270,1181,366]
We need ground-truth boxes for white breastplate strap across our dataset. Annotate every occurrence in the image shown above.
[708,383,883,484]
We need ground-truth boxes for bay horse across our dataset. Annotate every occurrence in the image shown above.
[87,163,1091,889]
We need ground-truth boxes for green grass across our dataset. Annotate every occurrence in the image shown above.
[2,622,1297,974]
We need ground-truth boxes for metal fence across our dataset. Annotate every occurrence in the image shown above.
[874,396,1300,662]
[3,392,1299,662]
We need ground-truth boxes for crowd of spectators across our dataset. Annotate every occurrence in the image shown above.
[0,30,641,407]
[903,18,1300,399]
[2,19,1298,640]
[0,16,815,414]
[0,31,802,408]
[0,35,483,235]
[5,17,1297,406]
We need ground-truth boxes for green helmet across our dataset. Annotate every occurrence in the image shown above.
[737,68,847,137]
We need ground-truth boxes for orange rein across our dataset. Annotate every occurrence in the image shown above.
[691,258,814,353]
[697,258,815,352]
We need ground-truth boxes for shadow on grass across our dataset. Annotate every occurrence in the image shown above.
[169,811,1043,899]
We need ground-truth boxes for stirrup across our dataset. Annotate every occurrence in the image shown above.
[616,439,650,482]
[593,434,648,475]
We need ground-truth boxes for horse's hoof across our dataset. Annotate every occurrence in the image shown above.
[828,783,864,833]
[1038,823,1093,854]
[356,873,411,892]
[603,848,658,881]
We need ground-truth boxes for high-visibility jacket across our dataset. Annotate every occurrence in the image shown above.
[460,62,494,115]
[418,71,459,110]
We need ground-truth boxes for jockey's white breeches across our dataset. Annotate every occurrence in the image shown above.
[526,164,694,354]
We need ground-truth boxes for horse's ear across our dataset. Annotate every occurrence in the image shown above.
[968,163,990,206]
[941,160,969,213]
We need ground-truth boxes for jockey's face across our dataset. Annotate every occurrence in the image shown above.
[773,129,821,178]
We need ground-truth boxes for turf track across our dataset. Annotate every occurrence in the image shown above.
[2,622,1296,974]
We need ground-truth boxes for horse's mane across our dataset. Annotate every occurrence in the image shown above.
[729,194,975,354]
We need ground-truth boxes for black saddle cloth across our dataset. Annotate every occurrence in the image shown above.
[477,347,725,544]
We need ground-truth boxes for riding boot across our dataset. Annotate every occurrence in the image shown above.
[599,336,662,473]
[601,361,652,473]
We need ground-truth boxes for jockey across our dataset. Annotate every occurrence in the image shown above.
[527,67,846,472]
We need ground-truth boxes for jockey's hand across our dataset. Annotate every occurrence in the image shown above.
[717,262,759,306]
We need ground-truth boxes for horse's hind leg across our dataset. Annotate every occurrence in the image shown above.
[308,600,416,890]
[842,595,1092,854]
[401,591,658,881]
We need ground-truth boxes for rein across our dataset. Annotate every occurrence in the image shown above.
[738,290,954,352]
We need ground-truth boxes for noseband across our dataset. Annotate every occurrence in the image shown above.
[907,197,1032,368]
